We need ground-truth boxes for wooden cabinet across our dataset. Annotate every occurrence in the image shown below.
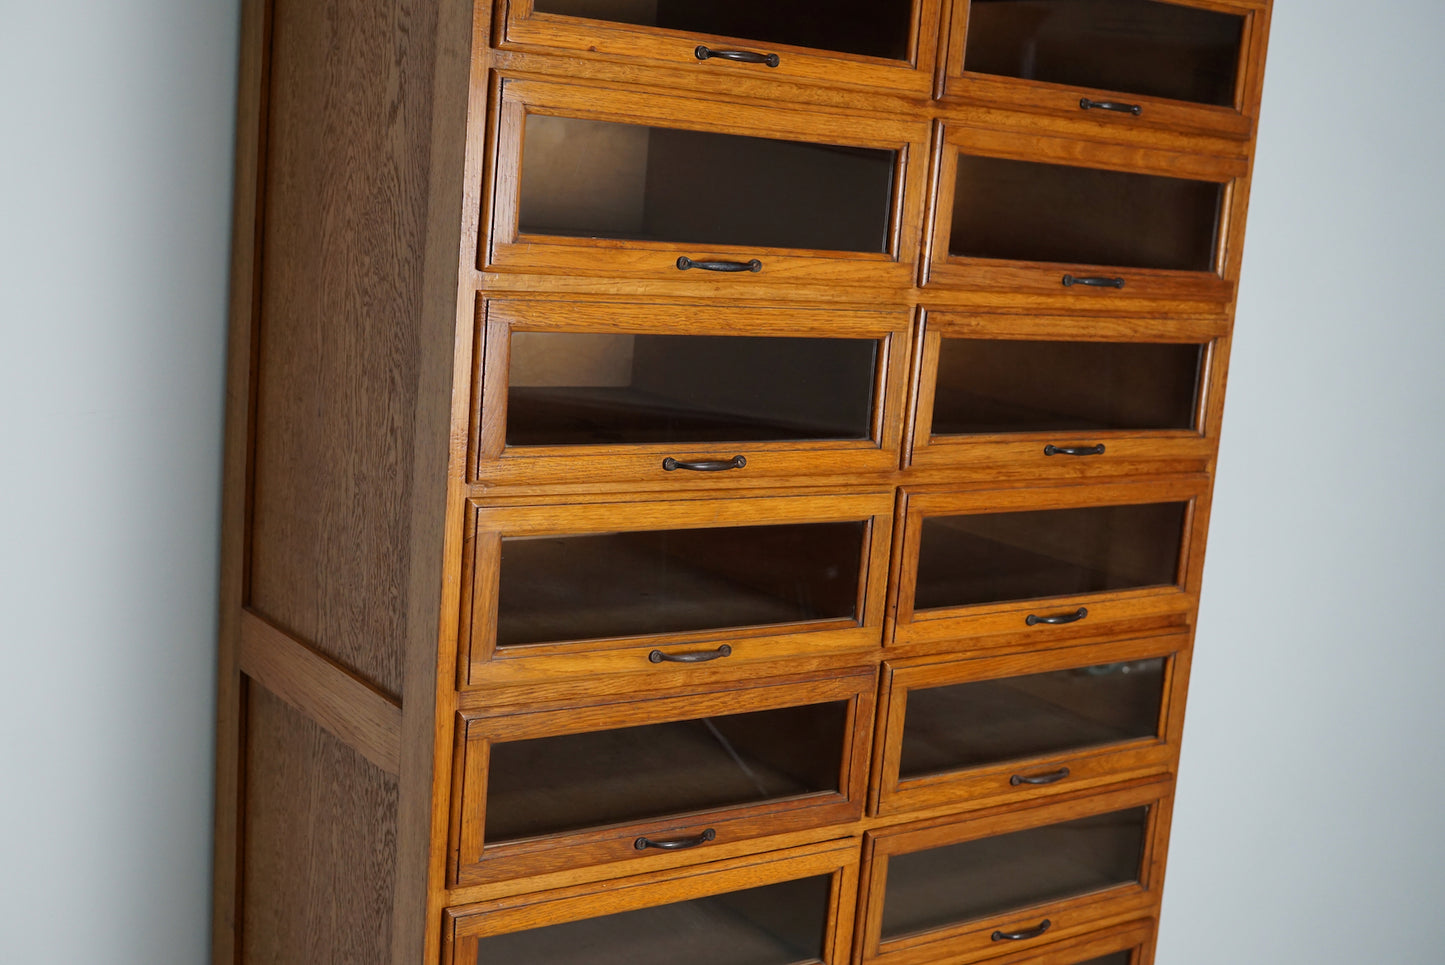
[214,1,1271,963]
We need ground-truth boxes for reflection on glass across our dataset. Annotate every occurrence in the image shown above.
[900,659,1165,779]
[534,0,914,61]
[914,503,1187,610]
[880,808,1148,939]
[931,339,1201,435]
[507,332,877,446]
[519,115,897,253]
[474,874,833,965]
[496,521,866,647]
[486,701,847,841]
[964,0,1245,107]
[950,155,1221,271]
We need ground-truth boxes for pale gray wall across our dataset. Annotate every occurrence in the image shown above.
[0,1,1441,962]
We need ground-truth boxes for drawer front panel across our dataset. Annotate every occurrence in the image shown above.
[942,0,1268,139]
[859,782,1171,965]
[464,493,894,686]
[485,79,930,289]
[474,299,912,490]
[499,0,942,96]
[908,313,1222,480]
[454,674,874,888]
[875,634,1189,817]
[890,479,1209,654]
[446,840,860,965]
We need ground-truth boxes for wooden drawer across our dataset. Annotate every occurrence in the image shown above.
[923,122,1247,305]
[857,781,1172,965]
[451,671,874,891]
[889,478,1209,656]
[445,839,860,964]
[472,297,913,492]
[905,311,1227,482]
[940,918,1157,965]
[482,77,931,291]
[940,0,1271,142]
[872,633,1189,819]
[493,0,944,99]
[461,491,894,687]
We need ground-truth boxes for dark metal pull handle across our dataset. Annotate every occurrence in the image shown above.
[649,644,733,664]
[662,455,747,472]
[1010,767,1071,787]
[677,256,762,273]
[992,920,1053,942]
[1063,274,1125,289]
[1044,444,1106,457]
[695,44,780,68]
[1080,97,1142,116]
[1026,607,1088,627]
[634,828,716,851]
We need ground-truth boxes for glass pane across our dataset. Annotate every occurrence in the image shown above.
[899,658,1165,779]
[931,339,1201,435]
[964,0,1245,107]
[914,503,1187,610]
[534,0,914,61]
[496,521,865,647]
[507,332,877,446]
[519,115,896,253]
[950,154,1221,271]
[486,701,848,841]
[880,807,1148,940]
[1081,955,1133,965]
[474,873,832,965]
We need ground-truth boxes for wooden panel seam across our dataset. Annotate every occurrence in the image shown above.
[238,608,403,776]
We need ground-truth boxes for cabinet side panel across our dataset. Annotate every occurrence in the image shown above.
[242,685,399,965]
[247,0,442,696]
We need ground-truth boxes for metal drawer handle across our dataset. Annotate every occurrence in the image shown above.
[1080,97,1142,116]
[677,256,762,273]
[1044,443,1106,457]
[662,455,747,472]
[992,919,1053,942]
[1010,767,1071,787]
[634,828,717,851]
[695,44,780,68]
[1063,274,1125,289]
[649,644,733,664]
[1026,607,1088,627]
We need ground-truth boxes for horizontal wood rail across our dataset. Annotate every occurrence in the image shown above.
[238,608,403,775]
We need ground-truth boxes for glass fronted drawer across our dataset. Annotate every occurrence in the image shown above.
[484,78,930,290]
[926,124,1247,303]
[474,298,912,490]
[496,0,943,98]
[452,673,873,889]
[874,633,1189,818]
[858,781,1170,965]
[890,479,1208,655]
[446,838,860,963]
[462,492,894,686]
[942,0,1271,140]
[907,312,1224,479]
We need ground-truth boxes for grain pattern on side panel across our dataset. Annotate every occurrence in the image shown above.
[242,686,399,965]
[247,0,442,697]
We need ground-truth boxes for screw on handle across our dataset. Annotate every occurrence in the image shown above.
[1010,767,1071,787]
[676,256,762,273]
[1026,607,1088,627]
[649,644,733,664]
[634,828,717,851]
[662,455,747,472]
[1063,274,1125,289]
[1044,444,1106,457]
[695,45,780,67]
[1080,97,1142,115]
[992,920,1053,942]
